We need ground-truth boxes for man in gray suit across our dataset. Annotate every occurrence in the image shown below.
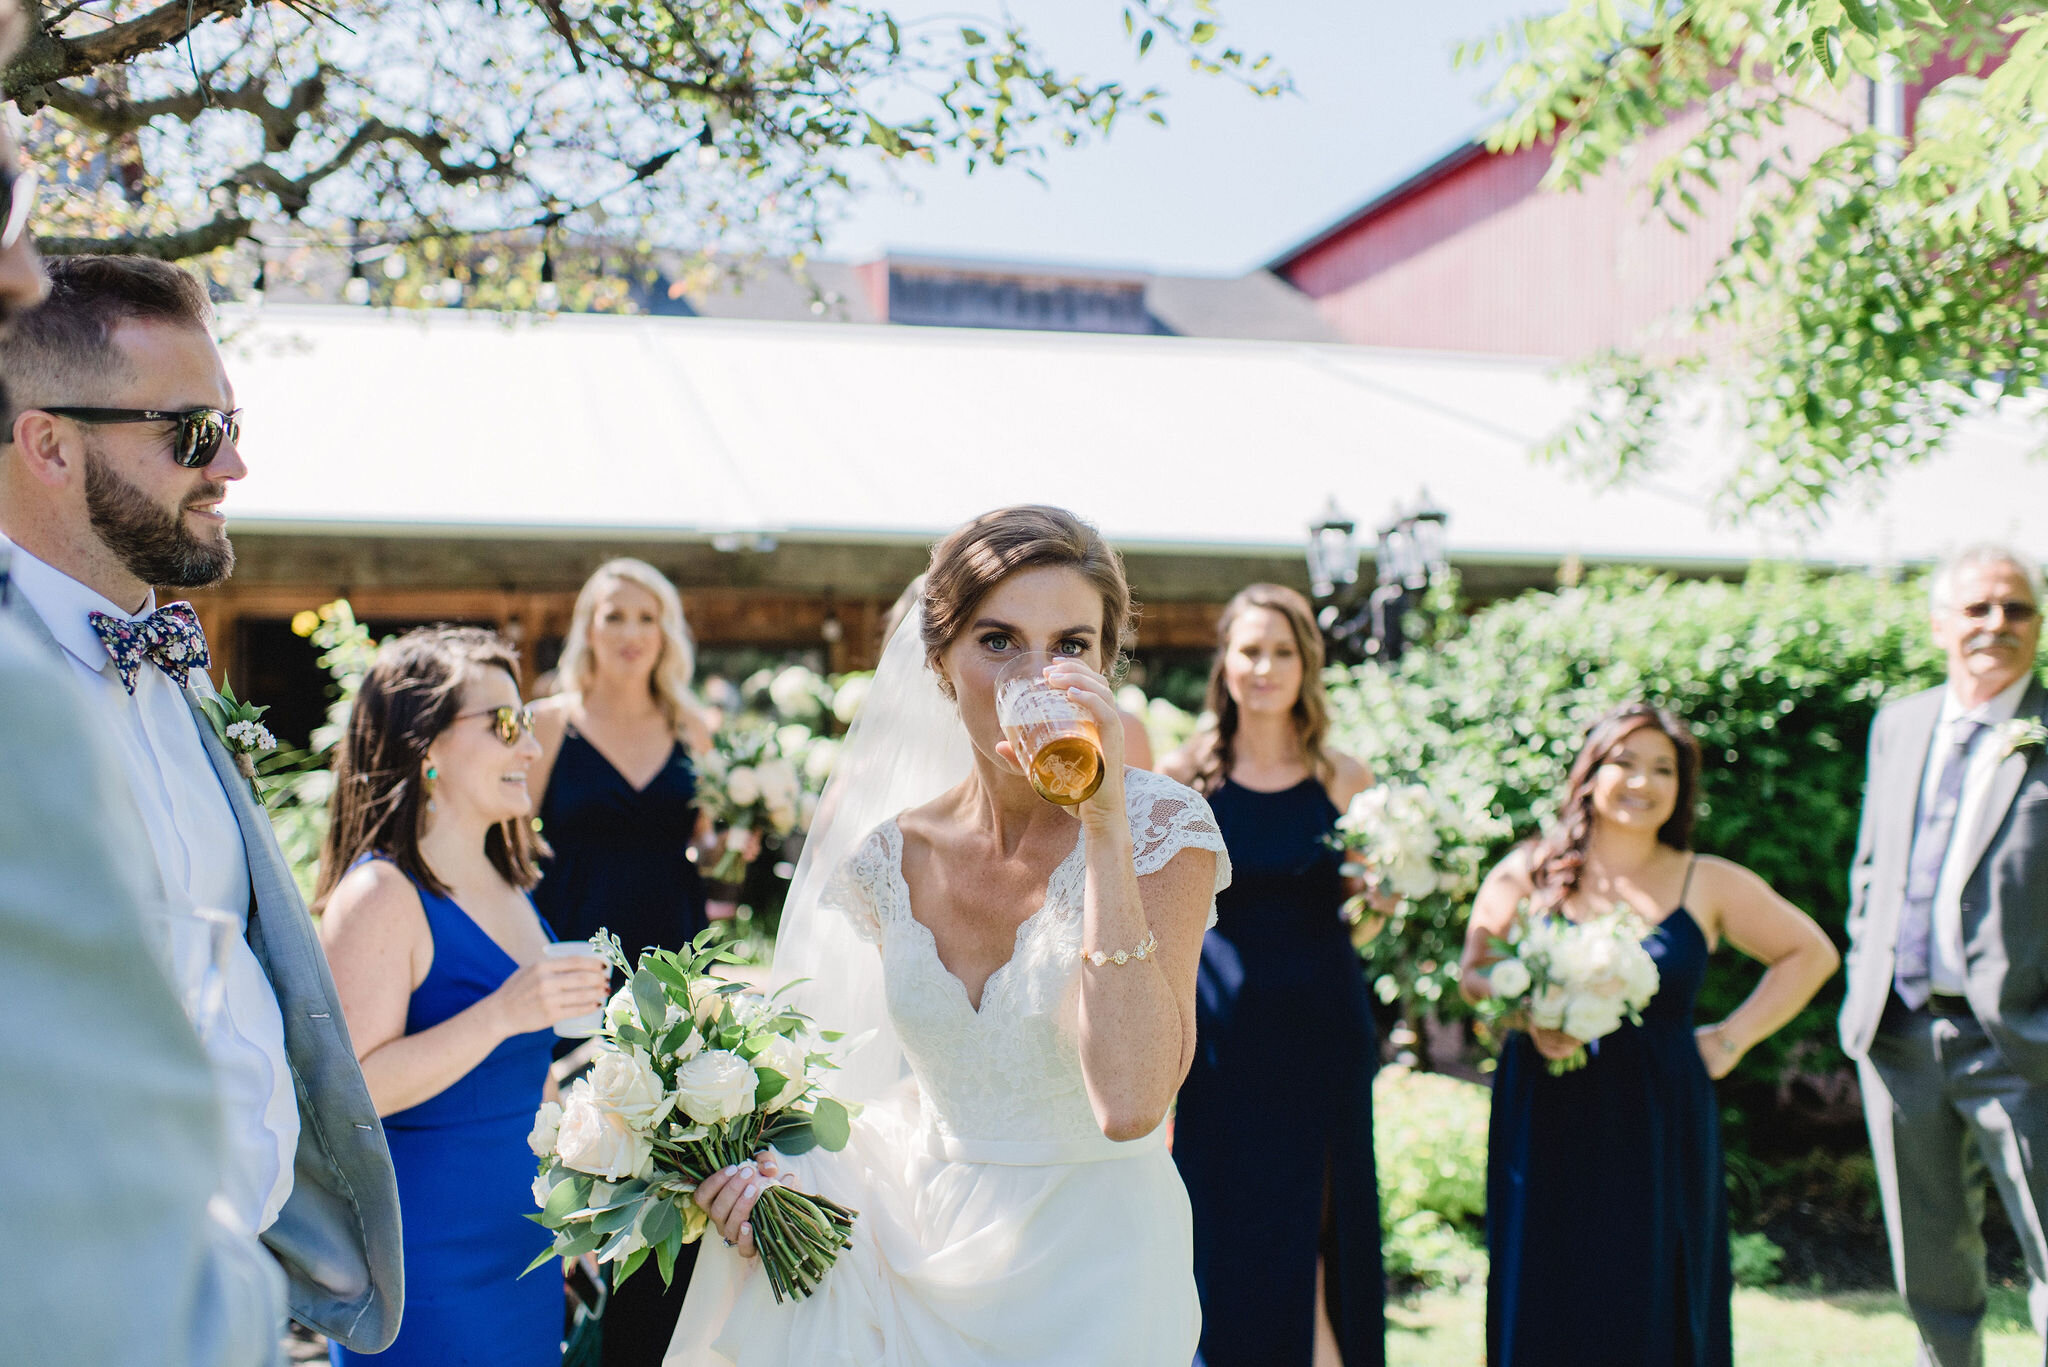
[1842,543,2048,1365]
[0,30,291,1359]
[0,255,402,1351]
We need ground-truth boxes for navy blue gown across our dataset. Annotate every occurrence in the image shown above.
[332,860,560,1367]
[1486,891,1732,1367]
[535,726,708,957]
[533,727,706,1366]
[1174,776,1386,1367]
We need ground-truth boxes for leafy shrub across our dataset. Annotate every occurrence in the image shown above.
[1325,565,1945,1093]
[1375,1066,1489,1290]
[1731,1231,1787,1288]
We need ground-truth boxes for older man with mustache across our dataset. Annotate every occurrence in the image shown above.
[1841,543,2048,1367]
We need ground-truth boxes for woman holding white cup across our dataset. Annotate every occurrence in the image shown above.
[319,626,609,1367]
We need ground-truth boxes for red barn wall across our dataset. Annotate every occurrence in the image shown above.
[1280,84,1870,359]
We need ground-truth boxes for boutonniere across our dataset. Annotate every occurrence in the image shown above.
[196,682,288,789]
[1994,717,2048,762]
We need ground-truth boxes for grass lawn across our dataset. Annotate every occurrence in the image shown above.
[1386,1282,2039,1365]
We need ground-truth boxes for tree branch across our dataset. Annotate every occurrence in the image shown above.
[38,212,254,257]
[5,0,261,103]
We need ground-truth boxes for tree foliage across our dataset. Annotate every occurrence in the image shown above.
[10,0,1279,294]
[1473,1,2048,517]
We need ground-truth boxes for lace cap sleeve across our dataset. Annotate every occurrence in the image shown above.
[820,825,897,944]
[1124,769,1232,905]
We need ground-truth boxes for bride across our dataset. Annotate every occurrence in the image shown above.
[665,505,1231,1366]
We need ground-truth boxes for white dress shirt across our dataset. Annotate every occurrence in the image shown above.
[1922,672,2033,995]
[5,543,299,1233]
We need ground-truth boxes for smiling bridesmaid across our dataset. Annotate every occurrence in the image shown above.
[1460,702,1838,1367]
[528,559,726,1366]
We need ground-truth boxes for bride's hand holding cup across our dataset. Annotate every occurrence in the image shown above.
[992,652,1124,823]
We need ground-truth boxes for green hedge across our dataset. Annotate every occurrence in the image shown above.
[1325,565,1950,1098]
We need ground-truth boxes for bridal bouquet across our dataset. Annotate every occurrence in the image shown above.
[695,726,806,884]
[1477,901,1660,1075]
[526,931,859,1302]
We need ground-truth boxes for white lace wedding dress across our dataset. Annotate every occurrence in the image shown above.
[665,767,1230,1366]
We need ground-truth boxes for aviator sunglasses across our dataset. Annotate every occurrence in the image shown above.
[457,704,537,746]
[38,405,242,468]
[1957,599,2040,624]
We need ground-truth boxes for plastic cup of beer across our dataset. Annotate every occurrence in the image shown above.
[544,940,607,1038]
[994,651,1106,806]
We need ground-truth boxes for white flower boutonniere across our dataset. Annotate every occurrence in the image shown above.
[197,682,285,789]
[1994,717,2048,762]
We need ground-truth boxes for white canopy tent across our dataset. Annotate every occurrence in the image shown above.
[219,305,2045,570]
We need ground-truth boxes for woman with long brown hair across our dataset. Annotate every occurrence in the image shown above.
[318,627,610,1367]
[1460,702,1837,1367]
[1160,583,1385,1367]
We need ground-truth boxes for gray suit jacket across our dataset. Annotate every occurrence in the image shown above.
[1841,677,2048,1079]
[0,567,285,1366]
[2,559,405,1350]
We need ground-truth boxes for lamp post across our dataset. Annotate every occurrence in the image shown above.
[1306,492,1450,667]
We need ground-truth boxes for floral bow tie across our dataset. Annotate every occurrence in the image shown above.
[88,603,211,695]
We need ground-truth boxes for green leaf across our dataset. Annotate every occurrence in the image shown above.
[1190,21,1215,44]
[615,1245,650,1288]
[961,26,986,46]
[811,1097,851,1150]
[543,1173,594,1223]
[753,1067,788,1109]
[632,969,668,1040]
[1138,29,1154,57]
[641,1198,682,1247]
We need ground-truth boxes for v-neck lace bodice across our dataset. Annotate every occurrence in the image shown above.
[821,768,1230,1156]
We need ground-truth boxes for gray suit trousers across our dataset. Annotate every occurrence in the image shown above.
[1863,1002,2048,1367]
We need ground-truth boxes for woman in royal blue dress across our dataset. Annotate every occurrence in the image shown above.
[1461,703,1838,1367]
[1163,584,1388,1367]
[528,560,738,1366]
[319,628,612,1367]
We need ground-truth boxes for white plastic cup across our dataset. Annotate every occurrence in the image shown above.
[544,941,606,1038]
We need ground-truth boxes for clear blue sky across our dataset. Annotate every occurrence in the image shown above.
[828,0,1543,276]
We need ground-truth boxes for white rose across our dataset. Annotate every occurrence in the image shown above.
[528,1100,564,1157]
[726,766,761,806]
[770,666,823,718]
[757,758,801,807]
[555,1092,654,1181]
[1527,983,1569,1031]
[1488,958,1531,1000]
[673,1049,759,1125]
[830,674,871,724]
[604,985,639,1035]
[532,1172,554,1208]
[1386,855,1439,901]
[688,977,726,1028]
[589,1047,672,1130]
[1618,946,1661,1006]
[751,1034,809,1112]
[1562,995,1626,1043]
[803,738,840,786]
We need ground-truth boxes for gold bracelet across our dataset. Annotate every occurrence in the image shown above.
[1080,931,1158,968]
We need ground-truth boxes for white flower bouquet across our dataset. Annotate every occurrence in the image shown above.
[1331,781,1506,923]
[1478,900,1661,1075]
[526,931,859,1302]
[695,725,807,884]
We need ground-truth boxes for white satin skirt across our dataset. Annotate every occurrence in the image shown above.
[663,1093,1200,1367]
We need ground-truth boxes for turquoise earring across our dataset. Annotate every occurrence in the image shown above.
[424,765,439,813]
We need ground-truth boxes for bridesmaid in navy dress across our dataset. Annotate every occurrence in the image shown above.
[318,628,612,1366]
[1164,584,1388,1367]
[530,560,732,1367]
[1461,703,1839,1367]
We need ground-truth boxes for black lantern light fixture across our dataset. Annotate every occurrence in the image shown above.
[1306,490,1451,667]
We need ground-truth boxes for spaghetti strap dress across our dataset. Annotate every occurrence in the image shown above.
[1485,859,1732,1367]
[331,858,560,1367]
[535,726,708,957]
[533,727,708,1365]
[1172,776,1385,1366]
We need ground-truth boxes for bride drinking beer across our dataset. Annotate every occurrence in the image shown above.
[666,505,1231,1366]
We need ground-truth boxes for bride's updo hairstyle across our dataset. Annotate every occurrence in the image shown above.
[920,505,1136,700]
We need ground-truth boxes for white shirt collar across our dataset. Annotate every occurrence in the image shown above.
[1939,670,2034,732]
[3,541,160,679]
